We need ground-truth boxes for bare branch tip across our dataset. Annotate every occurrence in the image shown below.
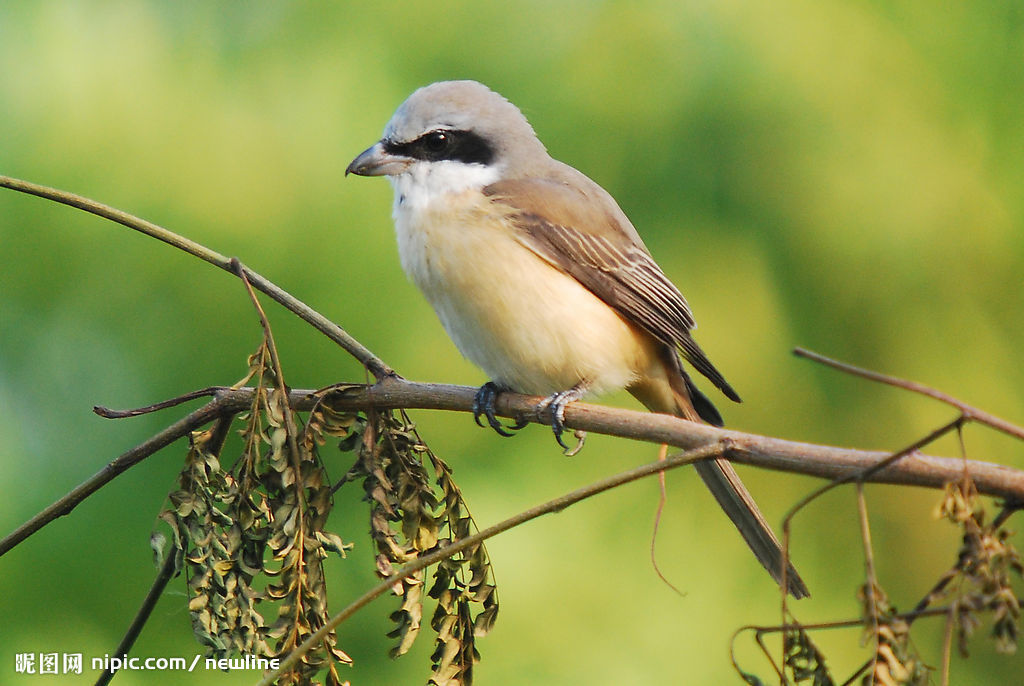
[92,387,224,419]
[93,405,129,419]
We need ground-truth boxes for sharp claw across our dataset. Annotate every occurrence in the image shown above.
[473,382,521,438]
[474,382,586,449]
[538,385,587,455]
[490,419,516,437]
[553,427,571,451]
[472,382,496,427]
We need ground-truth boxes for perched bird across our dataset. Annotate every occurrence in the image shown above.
[347,80,808,598]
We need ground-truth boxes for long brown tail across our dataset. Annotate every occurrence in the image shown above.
[693,457,809,598]
[633,352,810,599]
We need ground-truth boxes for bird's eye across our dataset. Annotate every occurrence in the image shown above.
[423,131,450,152]
[388,128,493,164]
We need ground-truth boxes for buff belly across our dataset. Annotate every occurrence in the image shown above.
[393,190,658,397]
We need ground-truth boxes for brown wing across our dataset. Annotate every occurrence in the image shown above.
[484,177,740,402]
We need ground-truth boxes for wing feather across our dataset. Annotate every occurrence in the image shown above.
[484,178,740,402]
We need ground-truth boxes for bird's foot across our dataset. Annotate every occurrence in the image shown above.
[537,385,588,455]
[473,382,529,437]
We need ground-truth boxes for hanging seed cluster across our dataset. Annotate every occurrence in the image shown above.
[346,408,498,686]
[160,340,498,685]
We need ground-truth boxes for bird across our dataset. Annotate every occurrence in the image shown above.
[346,80,808,598]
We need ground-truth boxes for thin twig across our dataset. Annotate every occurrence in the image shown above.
[99,415,232,684]
[941,607,955,686]
[732,605,965,686]
[232,258,304,481]
[737,605,966,637]
[732,607,954,686]
[750,628,785,684]
[232,259,314,649]
[838,660,873,686]
[94,550,180,686]
[0,175,393,381]
[93,386,223,418]
[649,443,684,595]
[856,483,880,684]
[993,503,1023,529]
[780,415,967,560]
[253,442,727,686]
[0,397,228,557]
[775,413,965,659]
[794,347,1024,441]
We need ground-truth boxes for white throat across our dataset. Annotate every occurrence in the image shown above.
[388,160,501,216]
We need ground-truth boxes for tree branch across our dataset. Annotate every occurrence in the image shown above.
[7,376,1024,561]
[794,347,1024,442]
[0,397,228,557]
[314,378,1024,501]
[0,175,393,381]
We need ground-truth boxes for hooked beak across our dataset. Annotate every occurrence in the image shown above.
[345,141,412,177]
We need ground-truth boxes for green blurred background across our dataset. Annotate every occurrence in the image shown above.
[2,1,1022,684]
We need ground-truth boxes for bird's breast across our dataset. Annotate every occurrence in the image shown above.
[391,188,658,396]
